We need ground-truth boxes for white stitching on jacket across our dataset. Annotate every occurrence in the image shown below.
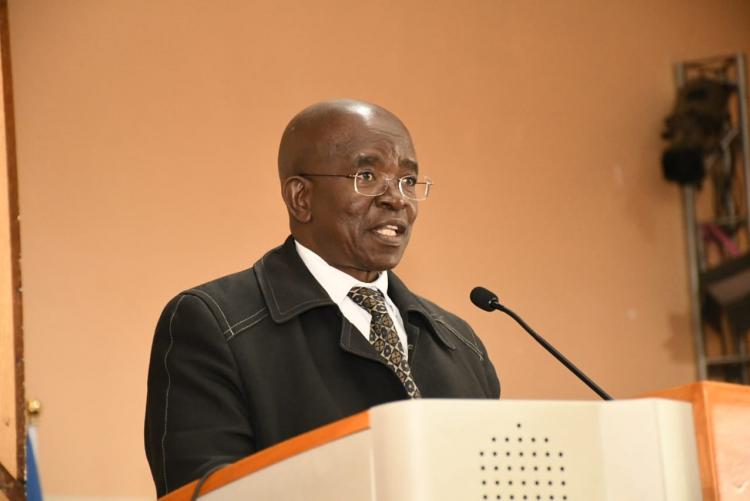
[222,307,268,336]
[187,289,235,337]
[161,295,186,493]
[435,317,484,360]
[226,310,270,341]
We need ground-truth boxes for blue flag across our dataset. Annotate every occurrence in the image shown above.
[26,431,43,501]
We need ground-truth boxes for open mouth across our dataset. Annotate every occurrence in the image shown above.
[371,222,407,241]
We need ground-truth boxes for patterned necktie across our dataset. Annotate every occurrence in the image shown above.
[347,286,421,398]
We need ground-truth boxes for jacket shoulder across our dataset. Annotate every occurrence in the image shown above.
[181,267,268,340]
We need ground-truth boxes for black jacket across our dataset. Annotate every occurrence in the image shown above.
[144,237,500,496]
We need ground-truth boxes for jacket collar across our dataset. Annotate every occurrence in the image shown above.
[253,236,455,349]
[254,236,335,321]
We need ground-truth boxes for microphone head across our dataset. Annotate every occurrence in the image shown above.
[470,286,500,311]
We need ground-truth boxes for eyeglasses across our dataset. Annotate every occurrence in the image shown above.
[299,170,433,201]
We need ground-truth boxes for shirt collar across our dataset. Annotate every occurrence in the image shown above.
[294,239,389,305]
[254,236,456,350]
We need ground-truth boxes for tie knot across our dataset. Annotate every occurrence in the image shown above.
[348,286,387,315]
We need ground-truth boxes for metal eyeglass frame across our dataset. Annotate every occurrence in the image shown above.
[298,170,433,201]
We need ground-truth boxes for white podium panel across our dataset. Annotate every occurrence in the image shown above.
[369,399,699,501]
[190,399,700,501]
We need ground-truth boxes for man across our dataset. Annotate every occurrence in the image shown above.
[144,99,500,496]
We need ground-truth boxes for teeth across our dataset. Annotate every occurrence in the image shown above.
[375,225,399,237]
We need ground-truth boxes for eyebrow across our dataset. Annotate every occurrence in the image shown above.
[355,154,382,167]
[355,154,419,173]
[400,159,419,173]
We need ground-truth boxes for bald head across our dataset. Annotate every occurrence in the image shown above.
[278,99,412,180]
[277,99,419,282]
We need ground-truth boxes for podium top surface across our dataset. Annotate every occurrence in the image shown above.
[644,380,750,404]
[159,397,698,501]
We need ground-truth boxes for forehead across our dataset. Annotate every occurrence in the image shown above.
[322,111,417,165]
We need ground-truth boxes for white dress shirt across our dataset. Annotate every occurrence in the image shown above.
[294,240,410,358]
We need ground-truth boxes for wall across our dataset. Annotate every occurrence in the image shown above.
[7,0,750,498]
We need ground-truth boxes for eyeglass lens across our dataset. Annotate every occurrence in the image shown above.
[354,171,431,200]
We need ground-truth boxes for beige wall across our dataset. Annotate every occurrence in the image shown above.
[8,0,750,498]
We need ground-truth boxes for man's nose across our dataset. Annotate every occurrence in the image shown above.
[376,178,408,210]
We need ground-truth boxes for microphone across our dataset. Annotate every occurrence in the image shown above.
[470,286,501,312]
[470,286,613,401]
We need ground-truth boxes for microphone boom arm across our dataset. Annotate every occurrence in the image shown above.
[496,302,613,401]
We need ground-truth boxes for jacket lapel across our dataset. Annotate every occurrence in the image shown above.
[338,317,384,364]
[254,237,383,362]
[254,236,455,357]
[387,271,457,351]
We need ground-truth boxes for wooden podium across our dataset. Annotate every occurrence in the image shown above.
[160,397,707,501]
[647,381,750,500]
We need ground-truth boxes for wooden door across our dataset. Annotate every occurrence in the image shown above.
[0,0,24,498]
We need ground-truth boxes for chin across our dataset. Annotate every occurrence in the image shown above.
[367,252,405,272]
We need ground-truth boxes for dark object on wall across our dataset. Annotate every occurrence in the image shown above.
[700,252,750,383]
[661,78,735,186]
[701,252,750,338]
[662,147,704,185]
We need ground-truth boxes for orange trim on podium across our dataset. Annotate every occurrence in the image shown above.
[160,411,370,501]
[644,381,750,501]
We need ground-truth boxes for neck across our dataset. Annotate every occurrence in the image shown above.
[293,235,381,283]
[338,267,379,283]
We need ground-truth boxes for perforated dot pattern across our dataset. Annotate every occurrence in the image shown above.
[478,422,568,500]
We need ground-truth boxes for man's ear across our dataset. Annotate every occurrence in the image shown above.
[282,176,313,223]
